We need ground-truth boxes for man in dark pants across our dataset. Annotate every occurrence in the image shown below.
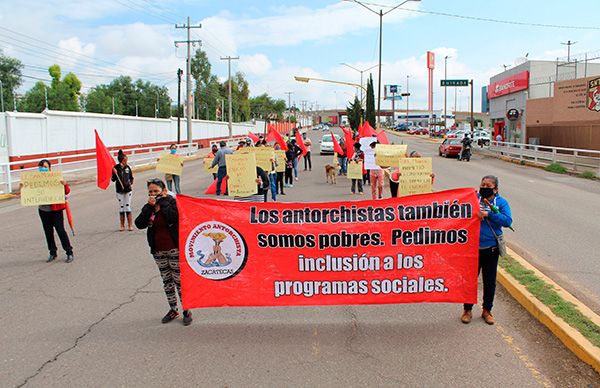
[210,140,233,196]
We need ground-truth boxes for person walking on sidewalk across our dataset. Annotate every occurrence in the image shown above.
[112,150,134,231]
[135,178,192,326]
[461,175,512,325]
[30,159,74,263]
[302,132,312,171]
[210,140,233,196]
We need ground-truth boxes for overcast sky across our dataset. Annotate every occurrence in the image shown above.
[1,0,599,113]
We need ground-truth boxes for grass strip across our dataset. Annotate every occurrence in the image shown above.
[499,255,600,348]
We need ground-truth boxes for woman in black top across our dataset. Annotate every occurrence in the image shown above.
[112,150,134,231]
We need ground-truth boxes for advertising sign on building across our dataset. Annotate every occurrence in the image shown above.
[488,71,529,99]
[427,51,435,69]
[587,77,600,112]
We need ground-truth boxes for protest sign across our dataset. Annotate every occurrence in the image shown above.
[203,158,218,174]
[226,152,258,197]
[237,147,274,171]
[347,161,363,180]
[332,152,339,166]
[178,188,479,308]
[156,153,183,176]
[359,137,378,170]
[21,171,65,206]
[275,150,286,173]
[375,144,408,167]
[398,158,433,196]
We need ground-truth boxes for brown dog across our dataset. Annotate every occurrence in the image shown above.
[325,164,337,184]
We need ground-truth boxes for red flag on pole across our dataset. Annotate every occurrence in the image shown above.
[342,127,355,160]
[266,124,276,142]
[205,177,228,195]
[95,129,115,190]
[376,130,389,144]
[330,131,344,155]
[247,131,260,144]
[269,128,288,150]
[360,121,376,138]
[295,130,307,157]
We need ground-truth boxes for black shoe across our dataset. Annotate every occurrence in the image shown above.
[46,253,57,263]
[183,310,193,326]
[161,309,179,324]
[65,254,74,263]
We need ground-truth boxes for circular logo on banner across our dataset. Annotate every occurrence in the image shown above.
[506,108,520,121]
[185,222,248,281]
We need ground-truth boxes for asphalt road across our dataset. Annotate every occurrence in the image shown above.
[381,130,600,314]
[0,130,598,387]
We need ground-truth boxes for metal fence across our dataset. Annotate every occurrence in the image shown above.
[477,141,600,174]
[0,143,199,194]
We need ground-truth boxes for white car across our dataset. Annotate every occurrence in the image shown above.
[319,133,342,155]
[473,130,491,145]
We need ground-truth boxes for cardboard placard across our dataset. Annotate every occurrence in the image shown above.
[398,157,433,196]
[226,153,258,197]
[156,153,183,176]
[204,158,218,174]
[375,144,408,168]
[347,161,363,180]
[275,150,286,173]
[21,171,65,206]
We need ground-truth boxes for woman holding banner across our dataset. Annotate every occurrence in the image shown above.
[461,175,512,325]
[135,178,192,326]
[112,150,134,231]
[30,159,74,263]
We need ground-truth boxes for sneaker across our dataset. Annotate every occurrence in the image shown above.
[47,253,57,263]
[183,310,193,326]
[161,309,179,324]
[295,177,298,181]
[65,254,74,263]
[461,309,472,324]
[482,309,495,325]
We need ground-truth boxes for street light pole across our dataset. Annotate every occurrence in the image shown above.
[444,55,450,129]
[406,75,410,125]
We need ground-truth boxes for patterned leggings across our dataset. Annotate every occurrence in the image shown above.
[153,249,182,310]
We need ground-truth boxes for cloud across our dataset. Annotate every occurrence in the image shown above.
[57,37,96,67]
[238,54,272,76]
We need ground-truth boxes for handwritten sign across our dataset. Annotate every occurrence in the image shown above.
[226,153,258,197]
[236,147,274,171]
[398,157,433,196]
[275,150,286,173]
[156,153,183,176]
[347,161,363,180]
[359,137,378,170]
[203,157,217,174]
[21,171,65,206]
[375,144,407,168]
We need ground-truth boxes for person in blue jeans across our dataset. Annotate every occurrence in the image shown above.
[461,175,512,325]
[164,144,182,194]
[210,140,233,196]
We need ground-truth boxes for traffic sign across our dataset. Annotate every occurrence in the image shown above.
[389,85,398,93]
[441,79,469,87]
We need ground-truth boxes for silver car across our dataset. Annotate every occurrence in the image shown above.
[319,133,341,155]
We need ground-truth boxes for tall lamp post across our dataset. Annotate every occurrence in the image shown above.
[444,55,451,129]
[340,63,378,107]
[347,0,421,129]
[406,75,410,125]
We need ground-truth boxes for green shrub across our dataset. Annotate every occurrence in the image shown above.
[580,171,597,180]
[545,162,567,174]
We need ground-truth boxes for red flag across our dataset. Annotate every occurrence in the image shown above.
[248,131,260,144]
[343,128,355,160]
[65,202,75,236]
[376,130,389,144]
[330,131,344,156]
[95,129,115,190]
[269,128,288,151]
[205,177,228,195]
[295,131,307,157]
[361,121,376,138]
[266,124,276,142]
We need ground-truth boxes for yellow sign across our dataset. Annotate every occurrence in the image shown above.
[203,157,217,174]
[347,161,363,180]
[275,150,286,173]
[398,157,433,196]
[156,153,183,176]
[236,147,274,171]
[226,153,258,197]
[375,144,407,167]
[332,152,339,166]
[20,171,65,206]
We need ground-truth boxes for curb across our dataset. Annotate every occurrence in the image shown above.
[498,247,600,374]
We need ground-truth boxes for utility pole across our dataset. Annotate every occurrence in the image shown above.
[470,80,474,131]
[221,56,239,137]
[155,92,159,118]
[444,56,450,129]
[112,96,115,115]
[44,87,48,110]
[175,17,202,143]
[285,91,294,125]
[406,75,409,125]
[177,68,182,144]
[135,101,138,117]
[0,80,4,112]
[561,40,577,62]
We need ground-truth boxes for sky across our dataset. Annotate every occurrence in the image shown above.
[1,0,600,114]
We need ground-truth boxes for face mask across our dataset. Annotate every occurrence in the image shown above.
[479,187,495,199]
[170,149,176,155]
[38,167,49,172]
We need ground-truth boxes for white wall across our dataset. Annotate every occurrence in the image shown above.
[5,110,265,157]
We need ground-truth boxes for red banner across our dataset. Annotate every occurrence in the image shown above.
[488,71,529,99]
[178,188,479,308]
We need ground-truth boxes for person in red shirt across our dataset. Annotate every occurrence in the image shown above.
[135,178,192,326]
[29,159,74,263]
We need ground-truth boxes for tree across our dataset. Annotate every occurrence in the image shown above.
[346,96,363,132]
[0,51,23,111]
[249,93,287,120]
[18,81,47,113]
[365,74,376,129]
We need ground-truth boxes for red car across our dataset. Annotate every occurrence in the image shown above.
[438,138,463,158]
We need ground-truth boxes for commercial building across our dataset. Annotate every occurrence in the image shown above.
[488,58,600,144]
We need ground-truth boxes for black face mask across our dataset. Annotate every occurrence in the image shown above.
[479,187,495,199]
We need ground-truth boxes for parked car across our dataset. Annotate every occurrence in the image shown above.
[319,133,342,155]
[438,138,463,158]
[446,130,469,139]
[473,130,491,146]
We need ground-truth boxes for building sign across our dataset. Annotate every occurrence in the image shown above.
[441,79,469,87]
[587,77,600,112]
[427,51,435,69]
[488,71,529,99]
[506,109,519,121]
